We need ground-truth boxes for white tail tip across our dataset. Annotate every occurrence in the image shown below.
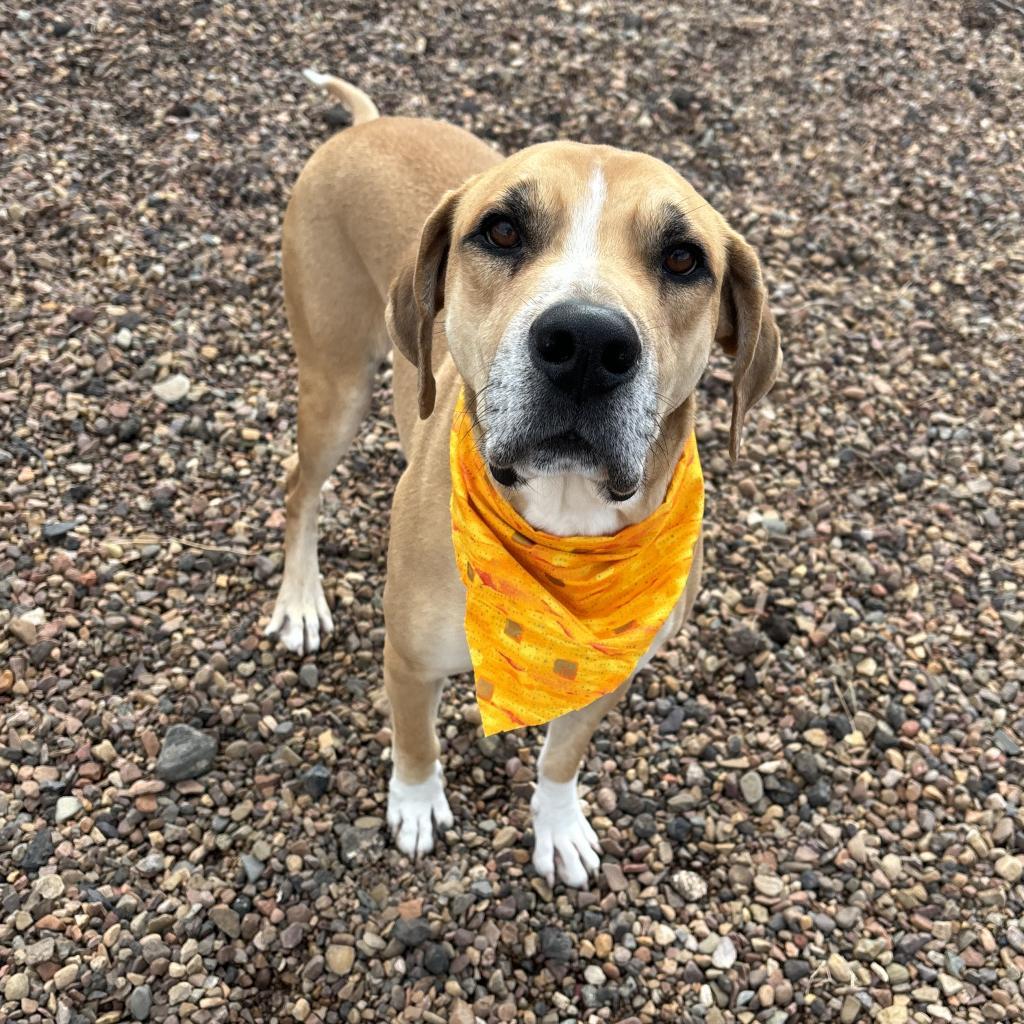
[302,68,330,88]
[299,67,380,124]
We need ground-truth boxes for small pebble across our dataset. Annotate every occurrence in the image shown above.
[55,796,82,823]
[326,945,356,975]
[712,935,737,969]
[739,770,764,804]
[127,985,152,1021]
[994,855,1022,883]
[5,973,30,1002]
[152,373,191,403]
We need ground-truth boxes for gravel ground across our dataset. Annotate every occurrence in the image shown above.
[2,2,1024,1022]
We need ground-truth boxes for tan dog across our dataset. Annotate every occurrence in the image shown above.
[266,70,782,887]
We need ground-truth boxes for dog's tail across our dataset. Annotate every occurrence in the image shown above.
[302,68,380,125]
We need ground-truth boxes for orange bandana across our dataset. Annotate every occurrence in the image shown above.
[450,393,704,735]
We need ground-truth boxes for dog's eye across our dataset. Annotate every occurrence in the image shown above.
[663,245,700,276]
[485,218,521,249]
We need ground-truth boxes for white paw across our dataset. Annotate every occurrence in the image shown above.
[531,774,601,888]
[265,576,333,654]
[387,762,454,857]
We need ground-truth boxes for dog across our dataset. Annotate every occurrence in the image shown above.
[265,70,782,887]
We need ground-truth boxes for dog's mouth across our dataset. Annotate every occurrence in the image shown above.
[532,430,599,465]
[486,428,642,502]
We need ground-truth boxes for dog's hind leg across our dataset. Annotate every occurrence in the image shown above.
[265,364,373,653]
[266,229,384,654]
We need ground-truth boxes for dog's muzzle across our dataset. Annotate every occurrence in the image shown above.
[483,300,654,499]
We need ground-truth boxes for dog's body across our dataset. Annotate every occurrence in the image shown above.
[266,73,781,886]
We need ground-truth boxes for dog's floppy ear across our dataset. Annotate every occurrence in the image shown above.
[385,188,462,419]
[715,229,783,459]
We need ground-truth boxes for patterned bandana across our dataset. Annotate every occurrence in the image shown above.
[449,392,705,735]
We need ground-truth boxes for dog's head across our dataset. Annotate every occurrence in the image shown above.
[386,142,781,499]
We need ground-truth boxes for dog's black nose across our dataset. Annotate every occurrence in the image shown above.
[529,301,641,398]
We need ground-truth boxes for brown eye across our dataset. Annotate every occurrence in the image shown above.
[663,247,698,276]
[486,219,520,249]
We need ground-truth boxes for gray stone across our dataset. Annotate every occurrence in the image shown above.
[793,750,819,783]
[783,958,811,981]
[423,941,450,975]
[128,985,153,1021]
[139,935,171,963]
[25,937,55,965]
[740,770,764,804]
[854,937,887,961]
[241,854,264,883]
[725,627,763,658]
[835,906,861,930]
[155,724,218,781]
[19,828,54,873]
[393,916,432,947]
[302,764,331,798]
[539,926,573,962]
[136,851,165,878]
[887,963,909,985]
[993,730,1021,756]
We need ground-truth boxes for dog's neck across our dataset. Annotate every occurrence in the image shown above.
[507,397,697,537]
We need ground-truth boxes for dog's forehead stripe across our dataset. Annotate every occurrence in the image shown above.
[565,165,606,265]
[542,164,606,293]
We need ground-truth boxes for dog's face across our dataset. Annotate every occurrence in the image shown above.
[387,142,781,497]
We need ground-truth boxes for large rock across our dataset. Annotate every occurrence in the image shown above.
[155,724,218,782]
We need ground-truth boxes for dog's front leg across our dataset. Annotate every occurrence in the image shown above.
[531,680,629,887]
[384,638,453,856]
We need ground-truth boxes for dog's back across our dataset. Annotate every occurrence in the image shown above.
[288,72,501,301]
